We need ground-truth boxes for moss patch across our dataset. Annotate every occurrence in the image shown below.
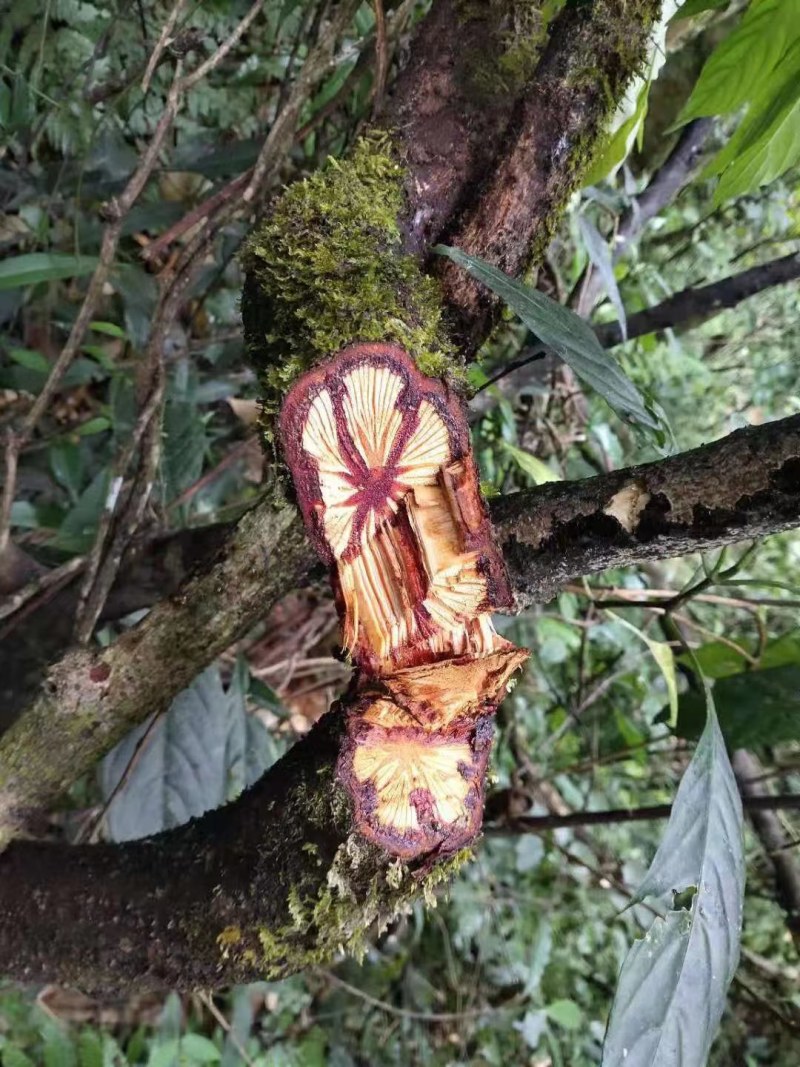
[241,136,459,440]
[250,840,473,980]
[456,0,564,97]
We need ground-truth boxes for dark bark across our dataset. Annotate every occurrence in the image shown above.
[0,715,377,992]
[595,250,800,348]
[485,793,800,832]
[492,413,800,606]
[382,0,526,257]
[437,0,662,354]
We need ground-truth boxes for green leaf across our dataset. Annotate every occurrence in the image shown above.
[101,665,282,841]
[0,253,99,291]
[578,215,627,340]
[676,0,793,123]
[712,53,800,202]
[74,416,111,437]
[606,612,678,726]
[2,1048,36,1067]
[501,442,560,484]
[49,441,84,502]
[689,25,800,202]
[53,467,111,553]
[435,245,659,431]
[545,999,582,1030]
[684,641,748,679]
[583,81,649,186]
[175,1034,220,1064]
[603,696,744,1067]
[7,347,50,372]
[670,665,800,747]
[89,320,127,339]
[43,1033,77,1067]
[674,0,731,17]
[77,1032,103,1067]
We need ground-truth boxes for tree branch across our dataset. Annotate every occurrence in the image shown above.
[733,750,800,951]
[4,0,790,995]
[485,793,800,833]
[594,250,800,348]
[493,412,800,606]
[575,117,714,317]
[3,412,800,843]
[470,249,800,416]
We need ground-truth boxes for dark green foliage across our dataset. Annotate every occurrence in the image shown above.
[672,665,800,748]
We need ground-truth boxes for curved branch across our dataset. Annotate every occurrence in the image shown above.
[595,250,800,348]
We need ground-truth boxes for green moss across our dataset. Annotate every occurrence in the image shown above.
[241,135,459,441]
[456,0,563,97]
[240,840,473,980]
[565,0,661,95]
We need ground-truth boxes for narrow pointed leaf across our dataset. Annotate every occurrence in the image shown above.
[0,253,99,291]
[578,215,627,340]
[606,611,678,725]
[435,245,658,430]
[502,442,560,484]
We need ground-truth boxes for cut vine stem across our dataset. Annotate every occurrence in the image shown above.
[279,343,528,860]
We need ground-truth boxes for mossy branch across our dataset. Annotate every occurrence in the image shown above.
[0,0,734,992]
[2,413,799,991]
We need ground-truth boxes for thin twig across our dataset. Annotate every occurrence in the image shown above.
[0,60,184,557]
[0,556,85,623]
[72,373,165,643]
[198,991,257,1067]
[76,711,163,844]
[318,970,518,1022]
[489,794,800,834]
[242,0,362,204]
[141,0,187,93]
[181,0,266,91]
[167,436,257,513]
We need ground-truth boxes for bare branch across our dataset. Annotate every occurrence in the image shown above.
[486,794,800,833]
[595,250,800,348]
[493,412,800,606]
[471,249,800,415]
[3,412,800,850]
